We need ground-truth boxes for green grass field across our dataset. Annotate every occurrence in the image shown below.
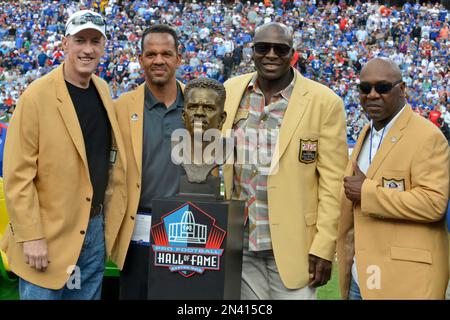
[317,263,341,300]
[0,278,19,300]
[1,264,341,300]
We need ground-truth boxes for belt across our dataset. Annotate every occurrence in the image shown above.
[137,207,151,214]
[90,203,103,218]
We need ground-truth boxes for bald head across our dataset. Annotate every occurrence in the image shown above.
[361,58,402,82]
[359,58,406,131]
[254,22,293,47]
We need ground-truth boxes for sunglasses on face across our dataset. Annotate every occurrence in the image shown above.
[253,42,292,57]
[69,13,106,27]
[358,80,403,95]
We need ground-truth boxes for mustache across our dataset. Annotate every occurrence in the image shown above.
[363,102,384,108]
[192,119,207,124]
[150,66,167,70]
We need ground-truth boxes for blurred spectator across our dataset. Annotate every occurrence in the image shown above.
[429,107,443,128]
[222,52,234,81]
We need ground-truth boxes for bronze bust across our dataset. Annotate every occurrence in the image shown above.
[178,78,227,184]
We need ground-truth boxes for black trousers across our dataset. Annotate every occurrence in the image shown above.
[119,243,150,300]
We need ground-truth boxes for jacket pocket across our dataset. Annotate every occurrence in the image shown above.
[304,211,318,226]
[233,110,249,127]
[391,246,432,264]
[380,169,410,191]
[304,212,318,248]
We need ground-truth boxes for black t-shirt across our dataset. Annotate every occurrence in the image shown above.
[66,80,111,207]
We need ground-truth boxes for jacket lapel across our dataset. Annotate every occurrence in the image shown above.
[269,71,310,174]
[366,105,412,178]
[54,64,89,176]
[340,125,369,227]
[351,124,370,165]
[128,84,145,176]
[91,76,127,169]
[222,73,254,198]
[222,73,254,133]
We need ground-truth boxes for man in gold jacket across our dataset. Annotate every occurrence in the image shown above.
[113,24,185,299]
[0,10,127,299]
[338,58,449,299]
[222,22,348,299]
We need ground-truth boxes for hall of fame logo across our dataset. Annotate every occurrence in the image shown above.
[151,202,226,278]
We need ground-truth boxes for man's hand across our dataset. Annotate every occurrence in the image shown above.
[308,254,332,288]
[23,239,49,272]
[343,161,366,203]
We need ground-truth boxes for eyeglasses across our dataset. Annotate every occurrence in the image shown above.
[253,42,292,57]
[358,80,403,95]
[68,13,105,27]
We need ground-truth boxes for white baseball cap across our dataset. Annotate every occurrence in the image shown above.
[65,10,106,38]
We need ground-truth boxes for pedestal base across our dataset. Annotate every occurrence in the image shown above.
[148,196,245,299]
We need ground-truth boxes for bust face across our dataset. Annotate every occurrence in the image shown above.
[183,87,226,134]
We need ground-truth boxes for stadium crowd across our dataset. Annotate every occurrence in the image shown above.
[0,0,449,144]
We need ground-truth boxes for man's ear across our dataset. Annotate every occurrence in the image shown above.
[138,54,143,68]
[176,53,182,68]
[218,111,227,130]
[62,36,69,53]
[400,82,406,98]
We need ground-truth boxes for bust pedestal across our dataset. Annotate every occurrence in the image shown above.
[147,174,245,299]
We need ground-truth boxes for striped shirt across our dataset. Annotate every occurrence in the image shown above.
[233,72,296,251]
